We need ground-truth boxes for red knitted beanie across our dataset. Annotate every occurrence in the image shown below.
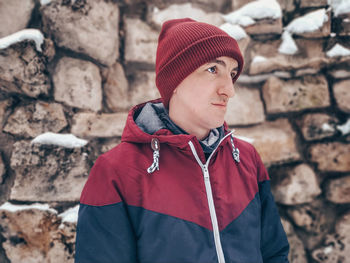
[155,18,244,108]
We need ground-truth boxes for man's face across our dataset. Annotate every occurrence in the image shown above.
[169,56,239,137]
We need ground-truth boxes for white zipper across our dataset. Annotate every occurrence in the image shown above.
[188,132,233,263]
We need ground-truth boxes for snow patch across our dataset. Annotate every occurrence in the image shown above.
[286,9,328,34]
[322,123,335,132]
[326,43,350,57]
[0,29,44,52]
[278,31,298,55]
[324,245,333,254]
[329,0,350,17]
[0,202,57,213]
[252,55,268,64]
[59,205,79,224]
[40,0,52,5]
[220,23,248,40]
[336,119,350,135]
[31,132,88,148]
[222,0,282,27]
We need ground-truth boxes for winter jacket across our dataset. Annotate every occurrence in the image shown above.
[75,99,290,263]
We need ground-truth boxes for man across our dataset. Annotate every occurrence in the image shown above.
[75,18,289,263]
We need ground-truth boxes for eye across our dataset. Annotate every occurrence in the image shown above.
[207,66,217,74]
[231,72,237,79]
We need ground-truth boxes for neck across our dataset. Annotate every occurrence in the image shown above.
[169,111,209,140]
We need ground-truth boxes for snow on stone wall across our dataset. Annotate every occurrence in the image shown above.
[0,0,349,262]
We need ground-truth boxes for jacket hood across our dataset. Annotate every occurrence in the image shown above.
[121,98,230,147]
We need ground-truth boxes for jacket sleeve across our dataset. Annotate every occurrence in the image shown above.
[254,149,290,263]
[75,155,138,263]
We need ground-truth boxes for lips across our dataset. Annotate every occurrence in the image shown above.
[212,103,227,107]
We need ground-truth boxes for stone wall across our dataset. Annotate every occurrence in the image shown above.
[0,0,349,262]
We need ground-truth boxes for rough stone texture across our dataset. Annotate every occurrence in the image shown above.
[281,218,308,263]
[249,39,328,75]
[71,112,128,138]
[271,164,321,205]
[124,18,158,64]
[225,86,265,126]
[103,63,130,112]
[235,119,301,166]
[128,71,160,107]
[335,13,350,36]
[309,142,350,172]
[0,155,5,184]
[100,138,122,154]
[0,206,74,263]
[0,42,50,98]
[292,9,331,38]
[328,69,350,79]
[0,99,11,126]
[0,0,35,38]
[262,75,330,114]
[325,175,350,204]
[231,0,254,10]
[333,79,350,113]
[244,17,283,36]
[286,199,336,235]
[3,102,67,138]
[312,211,350,263]
[236,35,251,58]
[277,0,296,13]
[10,140,90,202]
[148,3,224,28]
[297,113,338,141]
[53,57,102,111]
[299,0,327,8]
[41,0,119,66]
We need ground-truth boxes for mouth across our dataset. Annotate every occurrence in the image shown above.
[212,103,227,108]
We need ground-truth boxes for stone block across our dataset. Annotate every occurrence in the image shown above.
[53,57,102,111]
[231,0,254,10]
[297,113,338,141]
[0,41,50,98]
[333,79,350,113]
[262,75,330,114]
[71,112,128,138]
[148,3,224,28]
[281,218,308,263]
[3,102,67,138]
[124,18,158,65]
[249,38,328,75]
[311,210,350,263]
[235,118,301,166]
[0,155,5,184]
[271,164,321,205]
[128,71,160,107]
[103,63,130,112]
[10,140,90,202]
[244,17,283,36]
[299,0,327,8]
[225,85,265,126]
[41,0,119,66]
[309,142,350,172]
[0,203,75,263]
[286,199,336,235]
[325,175,350,204]
[0,0,35,38]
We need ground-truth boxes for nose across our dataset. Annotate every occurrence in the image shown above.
[218,73,235,99]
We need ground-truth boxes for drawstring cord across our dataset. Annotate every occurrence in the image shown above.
[147,135,238,173]
[147,138,160,174]
[231,134,240,163]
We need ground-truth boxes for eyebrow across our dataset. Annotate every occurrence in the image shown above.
[207,59,239,72]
